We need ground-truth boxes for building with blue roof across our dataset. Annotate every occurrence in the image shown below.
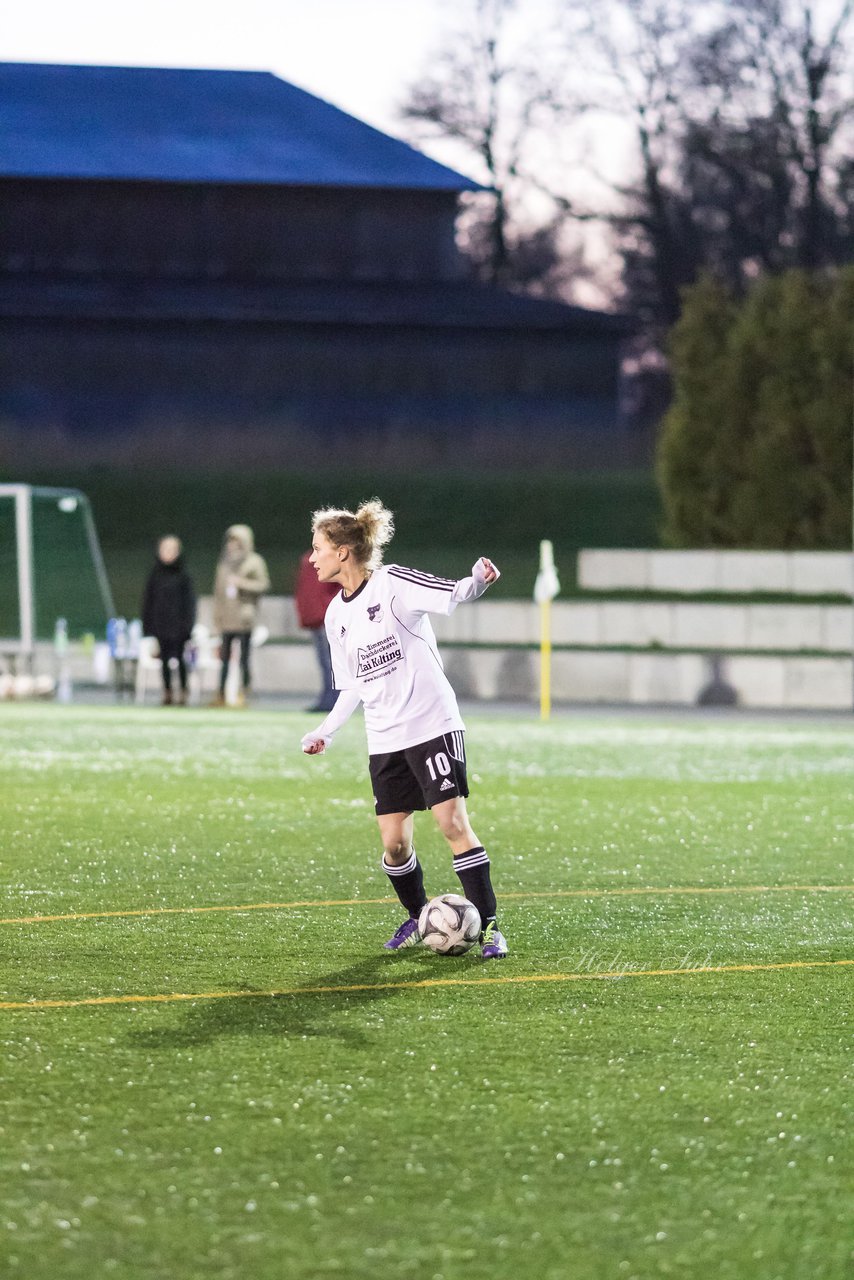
[0,62,484,189]
[0,62,633,456]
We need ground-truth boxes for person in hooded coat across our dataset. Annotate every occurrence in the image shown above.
[212,524,271,706]
[141,535,197,705]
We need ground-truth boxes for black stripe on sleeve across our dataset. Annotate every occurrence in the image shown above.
[387,564,455,593]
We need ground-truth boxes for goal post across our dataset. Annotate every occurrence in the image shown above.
[0,484,115,663]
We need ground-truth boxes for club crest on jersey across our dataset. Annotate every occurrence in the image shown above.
[367,604,383,622]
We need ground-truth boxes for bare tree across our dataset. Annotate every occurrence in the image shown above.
[404,0,854,301]
[401,0,854,429]
[556,0,854,311]
[560,0,705,326]
[400,0,584,293]
[683,0,854,271]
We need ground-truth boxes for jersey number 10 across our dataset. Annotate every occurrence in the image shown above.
[424,752,452,781]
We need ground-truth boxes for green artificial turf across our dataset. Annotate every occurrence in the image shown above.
[0,704,852,1280]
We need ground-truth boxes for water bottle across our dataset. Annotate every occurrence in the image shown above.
[53,616,68,655]
[127,619,143,660]
[114,617,128,660]
[54,617,72,703]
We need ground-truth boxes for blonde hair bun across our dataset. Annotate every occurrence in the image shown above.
[312,498,395,572]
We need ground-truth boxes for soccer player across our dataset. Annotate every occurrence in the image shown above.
[300,498,508,960]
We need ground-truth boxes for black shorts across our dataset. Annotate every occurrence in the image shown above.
[369,731,469,815]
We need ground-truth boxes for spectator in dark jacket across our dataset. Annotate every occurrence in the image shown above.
[295,549,340,712]
[141,536,197,705]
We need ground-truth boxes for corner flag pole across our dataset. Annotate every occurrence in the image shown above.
[534,540,560,721]
[540,596,552,720]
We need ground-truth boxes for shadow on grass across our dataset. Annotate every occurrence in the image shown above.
[126,950,444,1049]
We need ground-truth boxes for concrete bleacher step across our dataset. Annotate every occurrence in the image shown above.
[49,559,854,709]
[578,549,853,596]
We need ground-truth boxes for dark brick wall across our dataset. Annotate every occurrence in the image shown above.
[0,179,462,283]
[0,177,628,444]
[0,315,623,434]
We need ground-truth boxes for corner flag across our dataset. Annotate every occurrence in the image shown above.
[535,541,560,720]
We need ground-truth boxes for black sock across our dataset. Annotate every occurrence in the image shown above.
[453,846,497,931]
[382,849,427,917]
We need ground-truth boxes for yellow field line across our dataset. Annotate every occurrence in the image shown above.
[2,883,853,927]
[0,896,394,925]
[0,957,851,1013]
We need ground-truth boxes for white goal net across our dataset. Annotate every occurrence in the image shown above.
[0,484,115,664]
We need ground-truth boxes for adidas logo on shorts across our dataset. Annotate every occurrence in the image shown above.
[439,778,454,792]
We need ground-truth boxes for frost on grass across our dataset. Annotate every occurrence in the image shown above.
[1,715,309,782]
[484,721,854,784]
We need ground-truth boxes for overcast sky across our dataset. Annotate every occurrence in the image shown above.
[2,0,456,138]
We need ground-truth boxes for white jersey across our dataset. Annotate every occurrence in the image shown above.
[324,564,466,754]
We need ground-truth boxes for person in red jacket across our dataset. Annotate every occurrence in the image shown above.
[294,549,341,712]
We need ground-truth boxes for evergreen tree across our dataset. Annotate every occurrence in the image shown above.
[656,275,739,545]
[657,268,854,548]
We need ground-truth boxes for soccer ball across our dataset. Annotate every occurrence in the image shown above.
[418,894,481,956]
